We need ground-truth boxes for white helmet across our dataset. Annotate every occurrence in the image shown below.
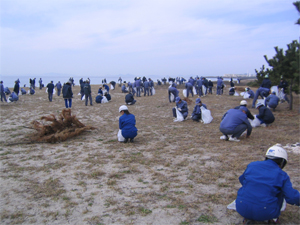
[256,102,264,108]
[240,100,247,106]
[119,105,128,112]
[266,145,288,161]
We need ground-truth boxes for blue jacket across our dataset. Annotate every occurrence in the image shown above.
[196,79,203,87]
[10,92,18,101]
[143,81,149,88]
[149,80,154,87]
[62,83,73,98]
[261,78,272,89]
[95,95,103,103]
[119,113,138,139]
[30,88,35,95]
[217,78,223,87]
[56,82,62,90]
[103,84,109,92]
[220,109,252,136]
[121,85,127,92]
[192,104,207,116]
[256,106,275,124]
[47,83,55,93]
[21,88,26,95]
[135,79,141,87]
[236,159,300,221]
[265,94,279,108]
[185,82,193,89]
[176,100,188,114]
[247,89,254,98]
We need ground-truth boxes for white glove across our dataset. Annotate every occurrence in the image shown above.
[178,108,182,111]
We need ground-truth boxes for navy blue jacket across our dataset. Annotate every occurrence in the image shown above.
[62,83,73,98]
[47,83,55,93]
[261,78,272,89]
[256,106,275,124]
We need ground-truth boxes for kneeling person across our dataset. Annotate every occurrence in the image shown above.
[191,98,207,122]
[118,105,138,143]
[172,97,188,120]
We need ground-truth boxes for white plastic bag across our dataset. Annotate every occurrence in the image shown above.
[103,89,107,95]
[118,129,125,142]
[193,86,197,95]
[183,89,187,97]
[77,92,81,95]
[227,199,286,212]
[249,115,261,127]
[111,84,114,90]
[257,99,265,105]
[278,89,285,101]
[202,85,207,95]
[46,88,48,93]
[152,87,155,95]
[240,92,245,96]
[201,106,213,124]
[271,86,278,96]
[170,93,175,102]
[234,91,239,96]
[174,107,184,122]
[53,89,56,95]
[81,95,85,101]
[243,92,250,99]
[102,96,108,103]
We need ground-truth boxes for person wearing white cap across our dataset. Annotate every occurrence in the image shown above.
[118,105,138,143]
[172,97,188,120]
[191,98,207,122]
[236,144,300,224]
[256,102,275,126]
[234,100,254,120]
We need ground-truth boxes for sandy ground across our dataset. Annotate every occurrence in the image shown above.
[0,81,299,225]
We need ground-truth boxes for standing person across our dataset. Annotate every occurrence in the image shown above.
[196,77,203,97]
[252,74,272,108]
[230,78,234,87]
[118,105,138,143]
[62,82,73,108]
[135,77,141,97]
[125,92,136,105]
[265,91,280,111]
[39,78,43,89]
[255,102,275,126]
[0,81,7,102]
[110,81,116,90]
[219,107,252,142]
[234,100,254,120]
[29,78,33,88]
[46,81,55,102]
[149,78,154,95]
[55,81,62,96]
[202,77,209,95]
[84,80,93,106]
[278,76,289,103]
[216,77,224,95]
[236,145,300,224]
[32,78,36,89]
[143,79,150,96]
[172,97,188,120]
[118,77,122,87]
[208,79,213,94]
[191,98,207,122]
[168,83,179,102]
[80,81,86,100]
[185,82,194,98]
[13,80,20,96]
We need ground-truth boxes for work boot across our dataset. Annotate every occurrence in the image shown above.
[124,138,128,143]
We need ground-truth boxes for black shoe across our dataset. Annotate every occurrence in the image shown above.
[124,138,128,143]
[129,138,134,143]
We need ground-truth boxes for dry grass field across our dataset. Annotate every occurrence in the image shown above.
[0,81,299,225]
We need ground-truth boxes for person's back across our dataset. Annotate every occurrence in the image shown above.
[62,83,72,99]
[9,92,18,102]
[257,105,275,124]
[95,95,103,103]
[84,82,91,95]
[105,93,111,101]
[265,94,279,109]
[261,78,272,89]
[47,82,55,93]
[21,88,26,95]
[220,109,247,130]
[234,105,254,120]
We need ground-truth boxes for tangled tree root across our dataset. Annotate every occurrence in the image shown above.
[30,109,97,143]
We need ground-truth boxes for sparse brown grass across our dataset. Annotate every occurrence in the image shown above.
[0,81,299,224]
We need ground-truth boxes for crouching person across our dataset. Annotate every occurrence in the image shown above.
[125,92,136,105]
[172,97,188,121]
[95,94,103,103]
[118,105,138,143]
[256,102,275,127]
[8,91,19,102]
[191,98,206,122]
[219,107,252,142]
[236,145,300,224]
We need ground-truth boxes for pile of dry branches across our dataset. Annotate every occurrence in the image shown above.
[31,109,96,143]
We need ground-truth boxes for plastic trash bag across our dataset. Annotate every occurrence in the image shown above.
[152,87,155,95]
[103,89,107,95]
[201,106,213,124]
[77,92,81,95]
[46,88,48,93]
[202,85,207,95]
[111,84,114,90]
[118,129,125,142]
[81,95,85,101]
[240,92,245,96]
[234,91,239,96]
[193,86,197,95]
[243,92,250,99]
[174,107,184,122]
[256,99,265,105]
[183,89,187,97]
[170,93,175,102]
[271,86,279,96]
[249,115,261,127]
[102,96,108,103]
[278,89,285,101]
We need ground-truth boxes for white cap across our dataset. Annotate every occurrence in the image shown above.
[119,105,128,112]
[256,102,264,108]
[266,144,288,161]
[240,100,247,106]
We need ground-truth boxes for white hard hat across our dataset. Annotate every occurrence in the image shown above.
[119,105,128,112]
[256,102,264,108]
[266,145,288,162]
[240,100,247,106]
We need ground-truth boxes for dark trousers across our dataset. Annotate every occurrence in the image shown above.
[64,99,72,108]
[85,94,92,106]
[48,92,53,102]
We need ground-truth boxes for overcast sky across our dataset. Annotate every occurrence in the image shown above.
[0,0,299,78]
